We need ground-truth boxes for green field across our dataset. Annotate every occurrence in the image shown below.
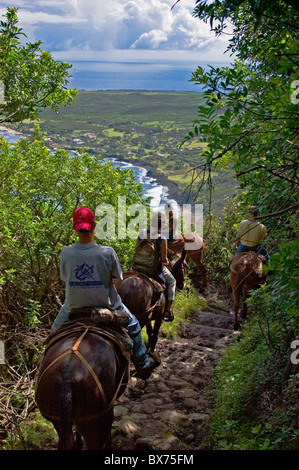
[18,90,238,214]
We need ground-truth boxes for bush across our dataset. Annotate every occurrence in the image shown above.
[0,136,145,329]
[202,197,243,281]
[209,240,299,450]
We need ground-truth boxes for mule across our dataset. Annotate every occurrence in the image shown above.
[230,252,266,330]
[167,233,207,291]
[35,318,130,450]
[116,251,188,352]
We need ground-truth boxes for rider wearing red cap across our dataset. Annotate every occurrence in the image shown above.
[52,207,160,380]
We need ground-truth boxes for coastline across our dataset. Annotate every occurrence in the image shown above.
[0,125,22,135]
[138,163,187,205]
[0,126,184,209]
[104,152,185,205]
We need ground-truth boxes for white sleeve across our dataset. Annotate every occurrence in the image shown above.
[111,250,123,281]
[60,249,67,283]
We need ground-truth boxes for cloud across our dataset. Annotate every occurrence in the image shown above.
[131,4,220,51]
[0,0,229,59]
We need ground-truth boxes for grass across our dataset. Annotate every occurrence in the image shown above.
[141,279,206,345]
[102,128,125,138]
[161,279,206,340]
[0,412,57,450]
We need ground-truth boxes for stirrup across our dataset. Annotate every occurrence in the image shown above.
[132,353,161,380]
[147,350,161,366]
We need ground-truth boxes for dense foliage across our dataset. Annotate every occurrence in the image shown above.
[0,8,76,123]
[0,134,145,329]
[184,0,299,449]
[185,1,299,229]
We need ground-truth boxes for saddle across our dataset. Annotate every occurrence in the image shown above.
[122,270,165,312]
[230,252,266,277]
[37,311,132,421]
[123,270,165,295]
[46,308,133,360]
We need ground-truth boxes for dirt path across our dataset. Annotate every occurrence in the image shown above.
[112,284,236,450]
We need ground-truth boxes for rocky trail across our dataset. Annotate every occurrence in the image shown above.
[112,283,237,451]
[28,282,236,451]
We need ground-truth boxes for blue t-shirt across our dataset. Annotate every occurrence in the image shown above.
[60,242,123,311]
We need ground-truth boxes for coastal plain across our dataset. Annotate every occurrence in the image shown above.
[18,90,237,214]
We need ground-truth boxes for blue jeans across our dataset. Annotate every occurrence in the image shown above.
[236,244,269,263]
[51,303,150,373]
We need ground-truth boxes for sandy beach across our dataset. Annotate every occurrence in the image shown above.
[0,125,21,134]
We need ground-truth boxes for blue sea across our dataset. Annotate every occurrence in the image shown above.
[68,60,205,92]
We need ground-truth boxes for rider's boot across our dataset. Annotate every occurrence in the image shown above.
[128,321,161,380]
[163,299,174,322]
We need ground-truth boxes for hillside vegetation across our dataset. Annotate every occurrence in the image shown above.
[0,3,298,451]
[183,0,299,450]
[17,90,238,215]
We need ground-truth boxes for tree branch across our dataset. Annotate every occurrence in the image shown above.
[256,202,299,219]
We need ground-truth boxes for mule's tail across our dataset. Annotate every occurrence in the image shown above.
[57,386,75,450]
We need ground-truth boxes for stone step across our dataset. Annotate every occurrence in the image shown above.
[194,310,234,330]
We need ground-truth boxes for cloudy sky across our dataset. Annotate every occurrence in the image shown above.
[0,0,231,64]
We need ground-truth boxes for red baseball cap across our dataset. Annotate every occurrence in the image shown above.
[73,207,95,231]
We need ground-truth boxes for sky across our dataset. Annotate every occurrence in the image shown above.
[0,0,232,64]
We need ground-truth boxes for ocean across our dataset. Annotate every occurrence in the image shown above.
[1,59,225,212]
[68,60,203,92]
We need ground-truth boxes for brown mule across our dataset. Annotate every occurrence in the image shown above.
[168,233,207,291]
[230,252,266,330]
[116,251,188,352]
[35,318,130,450]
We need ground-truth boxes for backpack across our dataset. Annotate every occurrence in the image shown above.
[132,236,160,277]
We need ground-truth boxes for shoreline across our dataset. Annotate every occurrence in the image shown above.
[0,125,22,135]
[0,126,185,207]
[103,153,185,205]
